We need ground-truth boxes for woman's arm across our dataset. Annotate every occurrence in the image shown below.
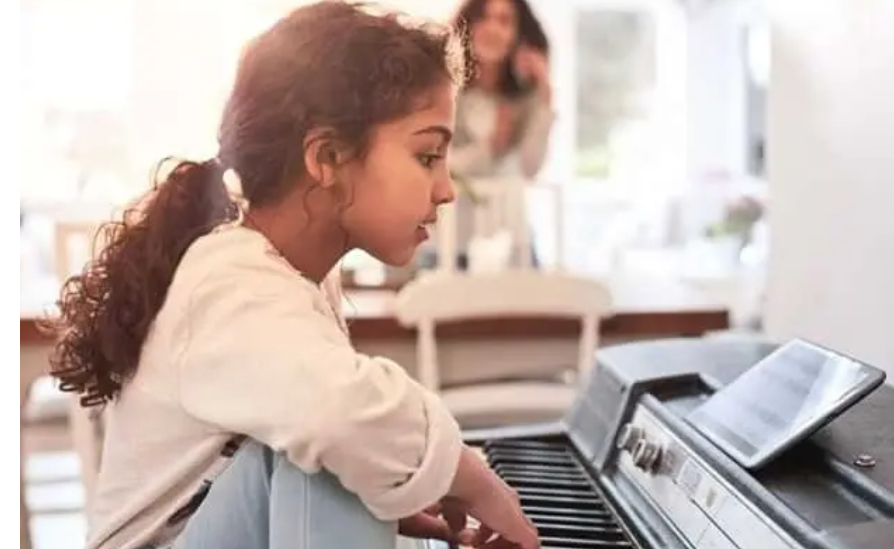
[448,139,496,177]
[513,46,555,179]
[447,93,512,177]
[517,95,555,179]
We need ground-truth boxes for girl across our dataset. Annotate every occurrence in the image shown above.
[49,3,538,549]
[443,0,553,269]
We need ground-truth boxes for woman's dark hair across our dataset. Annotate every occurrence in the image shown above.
[452,0,549,98]
[48,0,466,407]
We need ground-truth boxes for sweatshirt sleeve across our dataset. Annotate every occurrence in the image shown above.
[176,259,462,521]
[517,98,555,179]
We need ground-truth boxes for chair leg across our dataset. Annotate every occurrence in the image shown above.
[21,480,32,549]
[20,380,34,549]
[69,398,102,513]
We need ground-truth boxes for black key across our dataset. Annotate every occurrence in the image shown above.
[515,486,599,499]
[520,493,605,509]
[527,513,618,528]
[540,535,633,548]
[537,524,627,540]
[493,463,585,479]
[521,505,613,519]
[499,474,593,490]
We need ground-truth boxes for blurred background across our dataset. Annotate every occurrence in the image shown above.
[19,0,771,316]
[17,1,894,548]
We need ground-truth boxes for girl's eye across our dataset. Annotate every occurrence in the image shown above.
[417,153,442,169]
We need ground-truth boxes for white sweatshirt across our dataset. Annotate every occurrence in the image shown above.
[85,226,463,549]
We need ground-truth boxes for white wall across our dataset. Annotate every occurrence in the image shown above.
[126,0,454,184]
[764,0,894,374]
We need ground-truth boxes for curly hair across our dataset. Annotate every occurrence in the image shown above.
[48,0,467,408]
[451,0,549,98]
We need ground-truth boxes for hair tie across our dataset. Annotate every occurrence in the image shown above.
[221,167,250,226]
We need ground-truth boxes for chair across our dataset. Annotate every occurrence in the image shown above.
[56,222,106,503]
[394,270,612,428]
[22,222,106,512]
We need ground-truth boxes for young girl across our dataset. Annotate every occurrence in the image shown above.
[49,3,538,549]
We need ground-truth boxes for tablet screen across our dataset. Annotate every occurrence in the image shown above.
[687,339,885,469]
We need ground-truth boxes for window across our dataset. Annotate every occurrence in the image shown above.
[574,9,657,178]
[20,0,133,208]
[527,0,687,273]
[19,0,276,310]
[533,0,686,188]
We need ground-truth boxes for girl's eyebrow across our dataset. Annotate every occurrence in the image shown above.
[413,125,453,145]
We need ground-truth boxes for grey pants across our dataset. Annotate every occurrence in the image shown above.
[169,441,398,549]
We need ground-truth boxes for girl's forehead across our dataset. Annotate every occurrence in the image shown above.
[383,84,457,135]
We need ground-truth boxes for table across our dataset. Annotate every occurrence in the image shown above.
[22,274,729,345]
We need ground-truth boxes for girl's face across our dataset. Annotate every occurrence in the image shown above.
[470,0,519,65]
[339,82,457,266]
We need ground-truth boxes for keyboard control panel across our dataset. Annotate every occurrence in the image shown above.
[617,405,797,549]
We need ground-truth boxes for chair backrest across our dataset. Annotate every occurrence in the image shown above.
[394,271,613,390]
[54,221,104,282]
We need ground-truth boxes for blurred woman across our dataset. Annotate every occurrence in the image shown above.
[446,0,553,269]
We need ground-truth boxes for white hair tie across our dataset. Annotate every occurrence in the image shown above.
[221,167,250,226]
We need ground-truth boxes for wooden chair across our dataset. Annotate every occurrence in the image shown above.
[21,221,107,547]
[22,223,106,512]
[56,222,106,505]
[394,270,612,428]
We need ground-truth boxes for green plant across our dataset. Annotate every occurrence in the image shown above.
[705,194,764,242]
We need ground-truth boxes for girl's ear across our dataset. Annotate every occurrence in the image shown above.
[303,128,346,189]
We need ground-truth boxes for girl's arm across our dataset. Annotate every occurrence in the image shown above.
[177,258,461,521]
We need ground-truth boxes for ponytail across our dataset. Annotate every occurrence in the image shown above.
[49,158,238,407]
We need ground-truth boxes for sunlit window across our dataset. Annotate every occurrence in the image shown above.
[20,0,133,207]
[20,0,755,300]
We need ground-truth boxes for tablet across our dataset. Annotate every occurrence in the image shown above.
[686,339,886,470]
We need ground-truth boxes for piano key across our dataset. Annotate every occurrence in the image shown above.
[487,452,576,468]
[536,524,627,539]
[520,494,606,509]
[498,474,593,489]
[472,435,636,549]
[526,513,620,528]
[493,463,586,478]
[521,505,614,520]
[486,446,574,458]
[484,439,570,451]
[515,486,600,498]
[540,536,633,548]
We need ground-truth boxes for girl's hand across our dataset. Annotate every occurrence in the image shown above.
[398,501,476,544]
[447,446,540,549]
